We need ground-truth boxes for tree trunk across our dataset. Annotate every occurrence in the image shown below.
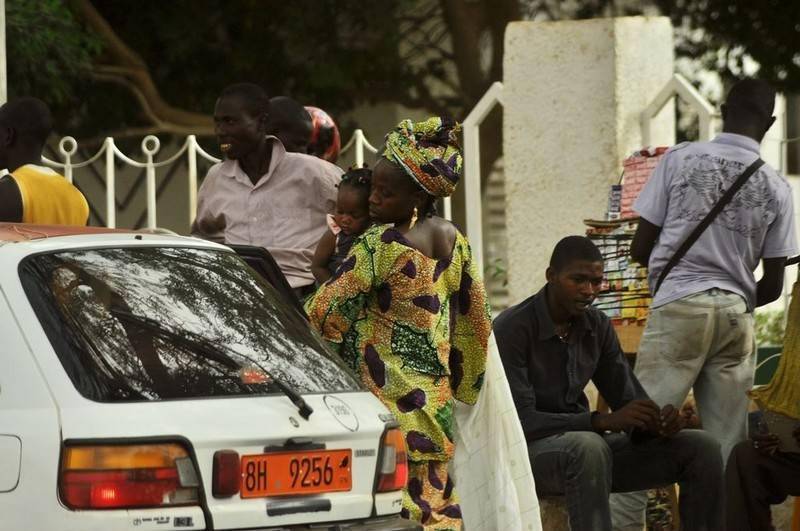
[440,0,519,187]
[69,0,213,133]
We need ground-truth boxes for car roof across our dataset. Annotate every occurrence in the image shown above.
[0,223,146,242]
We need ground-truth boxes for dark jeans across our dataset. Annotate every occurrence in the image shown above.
[726,440,800,531]
[528,430,723,531]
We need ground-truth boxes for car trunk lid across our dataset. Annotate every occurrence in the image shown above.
[58,391,387,530]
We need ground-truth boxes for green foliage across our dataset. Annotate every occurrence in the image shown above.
[5,0,798,141]
[755,309,785,347]
[90,0,414,121]
[3,0,416,137]
[6,0,101,104]
[656,0,800,91]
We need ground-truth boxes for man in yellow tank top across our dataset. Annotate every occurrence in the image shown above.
[0,97,89,225]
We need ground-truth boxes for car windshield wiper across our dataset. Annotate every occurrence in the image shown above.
[111,309,313,420]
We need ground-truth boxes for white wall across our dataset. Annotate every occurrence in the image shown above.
[503,17,675,303]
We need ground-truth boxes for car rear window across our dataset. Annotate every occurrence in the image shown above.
[20,246,361,402]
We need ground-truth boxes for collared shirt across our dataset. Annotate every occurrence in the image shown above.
[634,132,798,309]
[192,137,342,287]
[493,286,649,441]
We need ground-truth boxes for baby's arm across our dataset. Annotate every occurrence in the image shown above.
[311,230,337,284]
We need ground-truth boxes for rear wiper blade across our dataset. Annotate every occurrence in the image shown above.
[110,309,313,420]
[244,370,314,420]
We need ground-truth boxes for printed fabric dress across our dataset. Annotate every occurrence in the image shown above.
[305,223,490,530]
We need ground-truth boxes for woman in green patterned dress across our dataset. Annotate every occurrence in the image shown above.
[305,117,491,530]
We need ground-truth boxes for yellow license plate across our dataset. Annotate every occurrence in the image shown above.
[240,449,352,497]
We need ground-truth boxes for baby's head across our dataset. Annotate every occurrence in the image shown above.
[335,167,372,236]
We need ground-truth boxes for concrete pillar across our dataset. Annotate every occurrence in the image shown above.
[503,17,675,302]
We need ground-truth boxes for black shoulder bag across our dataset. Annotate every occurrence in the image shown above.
[652,157,765,296]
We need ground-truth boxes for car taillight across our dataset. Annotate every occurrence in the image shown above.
[376,428,408,492]
[212,450,241,497]
[60,443,200,510]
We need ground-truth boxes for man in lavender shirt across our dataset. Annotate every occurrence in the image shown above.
[611,79,798,529]
[191,83,341,296]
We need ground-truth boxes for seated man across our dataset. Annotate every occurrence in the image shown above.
[726,416,800,530]
[0,97,89,225]
[494,236,723,531]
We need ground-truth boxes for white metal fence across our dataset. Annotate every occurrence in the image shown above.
[41,130,382,230]
[43,135,219,229]
[40,126,467,243]
[641,72,717,144]
[462,81,505,271]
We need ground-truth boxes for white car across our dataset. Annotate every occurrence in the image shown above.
[0,224,418,531]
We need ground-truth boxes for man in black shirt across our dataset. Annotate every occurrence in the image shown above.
[494,236,724,531]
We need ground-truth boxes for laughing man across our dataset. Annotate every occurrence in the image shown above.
[191,83,341,297]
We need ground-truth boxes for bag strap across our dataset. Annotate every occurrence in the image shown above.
[652,157,765,296]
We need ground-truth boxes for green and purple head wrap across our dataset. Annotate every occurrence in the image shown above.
[382,116,463,198]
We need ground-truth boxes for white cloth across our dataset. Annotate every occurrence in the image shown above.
[451,333,542,531]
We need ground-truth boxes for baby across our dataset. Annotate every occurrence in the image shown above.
[311,167,372,284]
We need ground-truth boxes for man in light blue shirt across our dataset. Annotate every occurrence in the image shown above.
[612,79,798,530]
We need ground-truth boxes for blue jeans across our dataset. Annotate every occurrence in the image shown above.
[634,288,755,460]
[528,430,723,531]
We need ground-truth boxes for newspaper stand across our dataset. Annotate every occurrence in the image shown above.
[584,217,649,354]
[588,147,668,354]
